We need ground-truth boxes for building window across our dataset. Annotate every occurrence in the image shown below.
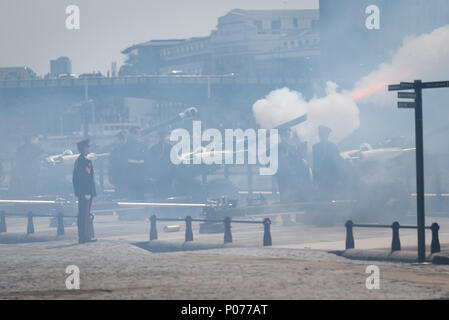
[293,18,298,28]
[271,20,281,30]
[253,20,263,32]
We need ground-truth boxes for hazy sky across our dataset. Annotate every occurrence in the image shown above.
[0,0,318,76]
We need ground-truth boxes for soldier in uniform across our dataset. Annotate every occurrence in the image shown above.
[108,130,128,197]
[72,139,97,244]
[276,129,312,202]
[9,134,44,197]
[145,129,175,198]
[312,125,344,200]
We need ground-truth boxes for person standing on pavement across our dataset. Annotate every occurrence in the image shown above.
[73,139,97,244]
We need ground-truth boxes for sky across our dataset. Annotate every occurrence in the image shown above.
[0,0,318,76]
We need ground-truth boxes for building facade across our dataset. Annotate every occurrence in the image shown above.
[0,66,36,81]
[50,56,72,77]
[120,9,319,78]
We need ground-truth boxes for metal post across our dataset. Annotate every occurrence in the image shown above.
[345,220,354,249]
[224,217,232,244]
[27,212,35,235]
[0,211,6,233]
[263,218,272,246]
[185,216,193,242]
[57,213,65,236]
[83,78,90,138]
[247,165,253,197]
[414,80,426,262]
[430,223,441,254]
[99,160,105,191]
[88,213,95,239]
[224,165,229,180]
[149,215,158,241]
[271,176,277,196]
[391,221,401,252]
[207,76,211,99]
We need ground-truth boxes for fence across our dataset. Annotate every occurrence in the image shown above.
[0,210,77,237]
[149,215,272,246]
[345,220,441,254]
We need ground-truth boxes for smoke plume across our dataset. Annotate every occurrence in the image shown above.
[351,25,449,105]
[252,82,359,147]
[253,25,449,147]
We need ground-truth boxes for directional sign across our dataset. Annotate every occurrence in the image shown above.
[398,92,416,99]
[388,83,415,91]
[400,82,415,89]
[390,78,449,263]
[398,101,416,109]
[388,84,402,91]
[422,81,449,89]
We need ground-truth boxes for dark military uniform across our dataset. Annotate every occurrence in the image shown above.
[277,141,312,202]
[108,142,128,196]
[73,154,96,243]
[312,140,343,200]
[9,138,44,197]
[145,139,175,198]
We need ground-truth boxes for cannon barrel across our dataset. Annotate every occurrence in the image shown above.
[273,114,307,132]
[141,107,198,136]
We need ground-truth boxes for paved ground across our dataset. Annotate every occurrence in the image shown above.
[0,213,449,299]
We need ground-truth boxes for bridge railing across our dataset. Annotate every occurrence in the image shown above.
[0,210,76,236]
[149,215,272,246]
[344,220,441,254]
[0,74,311,90]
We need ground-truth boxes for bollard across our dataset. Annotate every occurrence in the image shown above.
[185,216,193,242]
[27,212,35,235]
[345,220,355,249]
[0,211,6,233]
[224,217,232,244]
[263,218,272,246]
[57,213,65,236]
[391,221,401,251]
[149,215,158,241]
[430,223,441,254]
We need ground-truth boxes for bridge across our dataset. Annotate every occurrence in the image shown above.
[0,74,310,104]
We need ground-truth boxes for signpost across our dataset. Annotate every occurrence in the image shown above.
[388,79,449,263]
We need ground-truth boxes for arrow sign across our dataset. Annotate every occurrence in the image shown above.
[388,83,415,91]
[422,81,449,89]
[400,82,415,89]
[398,101,416,109]
[388,84,402,91]
[398,92,416,99]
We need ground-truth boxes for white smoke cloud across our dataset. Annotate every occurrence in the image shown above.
[352,25,449,105]
[253,25,449,147]
[252,82,359,147]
